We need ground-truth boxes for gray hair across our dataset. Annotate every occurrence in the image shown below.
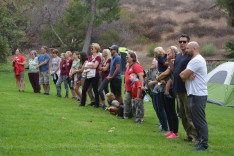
[30,50,37,56]
[61,53,66,57]
[170,46,180,55]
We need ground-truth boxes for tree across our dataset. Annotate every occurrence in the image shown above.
[217,0,234,27]
[82,0,120,54]
[0,1,29,55]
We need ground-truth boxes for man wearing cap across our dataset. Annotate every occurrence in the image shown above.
[107,45,123,105]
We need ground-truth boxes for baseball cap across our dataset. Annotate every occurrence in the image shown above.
[109,45,119,52]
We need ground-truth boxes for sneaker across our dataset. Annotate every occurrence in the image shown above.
[164,93,173,99]
[166,133,179,138]
[88,102,95,106]
[44,93,49,95]
[102,106,107,110]
[158,129,168,133]
[77,99,81,102]
[93,105,100,109]
[56,95,62,98]
[192,145,208,151]
[164,131,173,136]
[65,95,68,98]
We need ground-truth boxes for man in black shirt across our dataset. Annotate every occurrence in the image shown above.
[169,34,198,142]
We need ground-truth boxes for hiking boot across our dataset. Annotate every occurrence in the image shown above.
[88,102,95,106]
[166,133,179,138]
[78,104,85,107]
[192,145,208,151]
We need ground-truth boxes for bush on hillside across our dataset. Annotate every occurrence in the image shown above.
[222,41,234,58]
[147,43,159,57]
[0,37,10,63]
[99,29,121,48]
[200,44,216,57]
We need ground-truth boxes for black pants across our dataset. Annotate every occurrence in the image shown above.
[53,73,59,85]
[28,73,41,93]
[98,78,109,101]
[188,95,208,147]
[81,74,99,106]
[164,89,178,133]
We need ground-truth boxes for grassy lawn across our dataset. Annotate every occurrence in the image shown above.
[0,69,233,155]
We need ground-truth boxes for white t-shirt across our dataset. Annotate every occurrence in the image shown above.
[185,54,208,96]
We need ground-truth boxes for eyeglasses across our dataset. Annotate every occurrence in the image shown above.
[179,41,187,44]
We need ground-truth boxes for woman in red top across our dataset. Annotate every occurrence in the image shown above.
[123,51,144,119]
[12,49,26,92]
[79,43,101,108]
[98,49,112,108]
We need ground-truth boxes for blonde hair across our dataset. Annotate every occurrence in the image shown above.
[92,43,101,52]
[103,49,111,63]
[106,92,115,100]
[154,47,165,58]
[170,46,180,55]
[66,51,72,57]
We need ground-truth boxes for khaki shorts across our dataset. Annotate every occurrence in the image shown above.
[39,71,50,85]
[20,71,24,78]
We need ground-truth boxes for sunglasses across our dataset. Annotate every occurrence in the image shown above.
[179,41,187,44]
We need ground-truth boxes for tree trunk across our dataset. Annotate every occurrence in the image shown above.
[82,0,96,54]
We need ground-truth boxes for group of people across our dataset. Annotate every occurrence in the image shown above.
[12,34,209,151]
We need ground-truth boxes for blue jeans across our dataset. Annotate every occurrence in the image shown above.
[152,92,168,131]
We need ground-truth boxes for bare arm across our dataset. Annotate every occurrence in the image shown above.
[137,87,141,99]
[137,72,144,88]
[18,61,26,65]
[107,64,120,80]
[37,60,48,68]
[101,63,110,71]
[157,68,171,81]
[180,68,194,82]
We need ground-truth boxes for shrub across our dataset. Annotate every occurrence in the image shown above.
[222,41,234,58]
[0,37,10,63]
[147,43,159,57]
[200,44,216,57]
[99,29,121,48]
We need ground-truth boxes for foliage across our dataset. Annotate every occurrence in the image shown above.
[200,44,216,57]
[147,43,159,57]
[99,29,121,49]
[222,41,234,58]
[217,0,234,27]
[0,71,234,155]
[0,37,10,63]
[0,1,29,53]
[41,0,120,52]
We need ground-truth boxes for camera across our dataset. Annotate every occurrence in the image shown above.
[13,60,17,63]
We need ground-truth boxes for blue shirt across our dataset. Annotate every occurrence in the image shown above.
[173,53,190,93]
[110,53,122,79]
[158,55,168,72]
[38,53,50,72]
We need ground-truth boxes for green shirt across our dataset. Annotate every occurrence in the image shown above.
[71,59,80,73]
[28,57,38,73]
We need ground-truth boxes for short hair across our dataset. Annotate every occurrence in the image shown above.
[106,92,115,100]
[180,34,190,42]
[52,49,59,54]
[170,46,180,55]
[61,53,66,58]
[30,50,37,56]
[130,73,137,77]
[66,51,72,57]
[92,43,101,52]
[73,51,80,56]
[41,46,48,52]
[154,47,164,57]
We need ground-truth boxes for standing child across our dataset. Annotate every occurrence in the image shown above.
[129,73,144,123]
[56,53,69,98]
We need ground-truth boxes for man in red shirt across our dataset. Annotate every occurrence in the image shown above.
[129,73,144,123]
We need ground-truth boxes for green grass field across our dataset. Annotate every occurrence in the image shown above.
[0,69,234,155]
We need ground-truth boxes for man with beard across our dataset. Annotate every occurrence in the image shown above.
[180,41,208,151]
